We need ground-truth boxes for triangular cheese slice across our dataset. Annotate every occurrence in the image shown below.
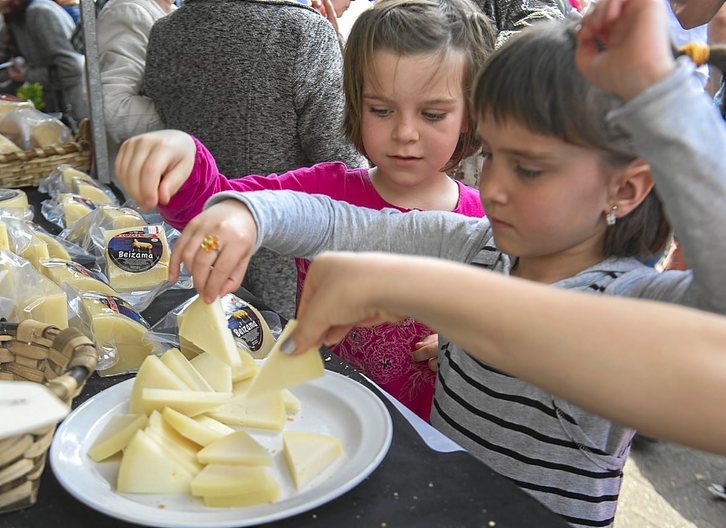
[129,355,190,414]
[88,413,148,462]
[196,431,271,465]
[190,464,273,497]
[178,296,242,368]
[116,430,193,493]
[141,388,230,417]
[283,430,342,490]
[245,320,324,401]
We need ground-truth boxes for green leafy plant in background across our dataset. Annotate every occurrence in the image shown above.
[16,82,44,110]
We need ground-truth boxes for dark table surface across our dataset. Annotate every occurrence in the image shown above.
[0,187,569,528]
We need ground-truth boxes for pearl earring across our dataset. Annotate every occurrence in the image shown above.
[606,205,618,226]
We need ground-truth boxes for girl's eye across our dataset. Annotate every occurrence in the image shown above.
[514,165,542,179]
[369,107,391,117]
[422,112,446,122]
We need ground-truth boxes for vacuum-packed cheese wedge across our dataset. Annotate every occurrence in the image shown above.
[117,429,193,494]
[129,355,190,414]
[196,431,271,466]
[0,188,28,211]
[202,480,279,508]
[208,390,285,431]
[16,235,49,269]
[73,178,114,205]
[34,232,69,260]
[80,293,154,376]
[162,407,231,447]
[283,431,343,490]
[141,388,231,417]
[104,225,169,291]
[87,413,148,462]
[101,207,146,229]
[59,193,96,226]
[0,222,8,251]
[189,352,232,393]
[160,348,213,392]
[178,296,242,369]
[245,320,324,401]
[23,279,68,329]
[223,299,275,359]
[59,165,94,188]
[190,464,273,497]
[39,258,117,296]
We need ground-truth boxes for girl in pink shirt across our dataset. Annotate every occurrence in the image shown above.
[116,0,493,421]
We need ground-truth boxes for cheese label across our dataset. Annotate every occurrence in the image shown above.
[222,295,267,353]
[63,194,96,211]
[61,260,106,281]
[85,293,149,328]
[107,226,164,274]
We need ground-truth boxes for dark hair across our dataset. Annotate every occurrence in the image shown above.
[343,0,495,171]
[473,20,671,260]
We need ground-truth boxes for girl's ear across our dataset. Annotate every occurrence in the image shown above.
[608,159,654,219]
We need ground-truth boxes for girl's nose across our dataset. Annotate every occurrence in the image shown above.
[392,116,419,143]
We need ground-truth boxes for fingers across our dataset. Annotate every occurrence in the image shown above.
[412,334,438,362]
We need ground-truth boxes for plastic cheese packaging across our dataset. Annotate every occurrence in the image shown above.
[104,225,169,291]
[80,293,154,376]
[283,431,343,490]
[0,221,8,251]
[59,166,94,188]
[87,413,149,462]
[72,176,115,205]
[0,188,28,210]
[244,319,324,401]
[58,193,96,226]
[178,296,242,369]
[39,258,117,296]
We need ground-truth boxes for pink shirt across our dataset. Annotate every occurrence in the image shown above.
[160,137,484,421]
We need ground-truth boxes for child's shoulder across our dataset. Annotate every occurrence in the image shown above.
[453,180,484,217]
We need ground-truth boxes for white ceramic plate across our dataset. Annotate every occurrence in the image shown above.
[50,371,392,528]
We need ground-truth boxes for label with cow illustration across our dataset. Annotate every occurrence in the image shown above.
[106,226,164,274]
[222,295,266,352]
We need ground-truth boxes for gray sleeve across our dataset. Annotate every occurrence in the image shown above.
[206,189,488,263]
[292,18,368,169]
[608,59,726,314]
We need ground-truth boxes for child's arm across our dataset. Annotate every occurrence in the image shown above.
[170,191,488,302]
[578,0,726,314]
[286,252,726,455]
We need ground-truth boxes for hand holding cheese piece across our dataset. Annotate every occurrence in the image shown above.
[244,320,324,401]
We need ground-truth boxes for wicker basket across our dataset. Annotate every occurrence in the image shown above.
[0,119,91,189]
[0,320,97,513]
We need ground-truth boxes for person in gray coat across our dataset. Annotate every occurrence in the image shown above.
[143,0,367,319]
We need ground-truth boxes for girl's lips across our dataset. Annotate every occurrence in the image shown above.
[389,155,422,167]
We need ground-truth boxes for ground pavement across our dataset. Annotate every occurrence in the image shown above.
[615,438,726,527]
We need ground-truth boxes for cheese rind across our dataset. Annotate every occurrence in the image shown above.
[245,320,324,401]
[87,413,148,462]
[283,430,343,490]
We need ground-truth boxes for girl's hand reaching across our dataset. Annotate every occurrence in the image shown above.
[115,130,196,211]
[576,0,675,101]
[169,199,259,303]
[280,252,407,354]
[413,334,439,372]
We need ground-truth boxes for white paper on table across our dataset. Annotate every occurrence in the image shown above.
[0,381,69,440]
[361,374,464,453]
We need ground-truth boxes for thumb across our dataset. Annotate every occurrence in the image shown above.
[157,162,189,205]
[279,319,326,356]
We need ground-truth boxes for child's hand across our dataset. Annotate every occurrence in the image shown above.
[576,0,676,100]
[115,130,196,211]
[412,334,439,372]
[280,252,406,355]
[168,199,259,303]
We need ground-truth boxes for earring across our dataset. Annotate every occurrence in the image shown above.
[606,205,618,226]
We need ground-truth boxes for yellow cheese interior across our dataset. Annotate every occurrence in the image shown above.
[196,431,271,466]
[162,407,230,447]
[161,348,214,392]
[178,296,241,368]
[141,388,231,417]
[129,355,190,414]
[189,352,232,393]
[87,413,148,462]
[283,430,343,490]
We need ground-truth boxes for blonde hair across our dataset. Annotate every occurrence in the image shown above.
[343,0,495,171]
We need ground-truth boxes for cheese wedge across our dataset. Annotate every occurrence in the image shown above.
[117,429,193,494]
[283,430,343,490]
[16,235,49,269]
[202,481,279,508]
[87,413,148,462]
[231,346,257,382]
[101,207,146,229]
[129,355,190,414]
[178,296,242,369]
[160,348,214,392]
[147,410,202,455]
[34,231,70,260]
[192,415,235,437]
[190,464,274,497]
[196,431,271,466]
[104,225,169,291]
[74,179,114,205]
[39,258,117,296]
[208,390,285,431]
[245,320,324,401]
[282,389,301,414]
[59,193,96,226]
[190,352,232,393]
[60,165,94,188]
[141,388,231,417]
[162,407,231,447]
